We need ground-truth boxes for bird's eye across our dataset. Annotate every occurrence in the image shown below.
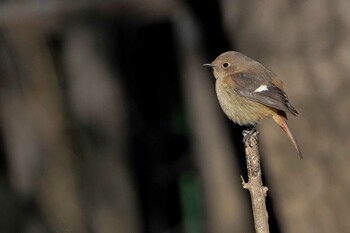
[222,62,230,69]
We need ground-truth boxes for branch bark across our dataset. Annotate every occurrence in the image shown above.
[241,129,270,233]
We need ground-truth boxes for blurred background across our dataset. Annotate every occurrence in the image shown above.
[0,0,350,233]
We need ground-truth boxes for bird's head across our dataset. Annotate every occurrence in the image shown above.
[204,51,249,79]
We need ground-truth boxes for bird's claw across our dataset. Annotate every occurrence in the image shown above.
[242,125,257,145]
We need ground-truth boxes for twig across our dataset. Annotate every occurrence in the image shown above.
[241,129,270,233]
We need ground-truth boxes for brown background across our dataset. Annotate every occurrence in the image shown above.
[0,0,349,233]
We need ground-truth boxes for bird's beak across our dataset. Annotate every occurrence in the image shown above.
[203,63,215,68]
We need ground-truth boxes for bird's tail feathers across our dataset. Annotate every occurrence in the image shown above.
[272,114,303,159]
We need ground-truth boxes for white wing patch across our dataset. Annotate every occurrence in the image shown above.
[254,84,268,92]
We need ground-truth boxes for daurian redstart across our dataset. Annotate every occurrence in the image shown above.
[204,51,302,158]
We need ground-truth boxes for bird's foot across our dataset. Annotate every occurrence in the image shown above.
[242,124,257,144]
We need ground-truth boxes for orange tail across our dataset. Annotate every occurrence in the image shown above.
[272,114,303,159]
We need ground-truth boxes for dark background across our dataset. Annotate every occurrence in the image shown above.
[0,0,350,233]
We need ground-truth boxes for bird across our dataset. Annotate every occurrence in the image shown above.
[204,51,302,158]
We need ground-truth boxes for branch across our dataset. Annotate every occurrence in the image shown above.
[241,129,270,233]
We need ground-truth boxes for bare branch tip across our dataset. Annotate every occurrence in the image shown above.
[240,175,249,189]
[263,186,269,195]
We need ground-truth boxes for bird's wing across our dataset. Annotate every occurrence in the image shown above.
[231,72,298,116]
